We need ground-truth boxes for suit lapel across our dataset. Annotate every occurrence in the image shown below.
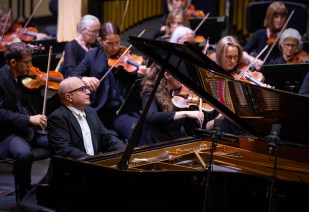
[63,106,84,141]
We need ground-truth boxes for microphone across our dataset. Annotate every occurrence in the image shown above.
[210,118,223,140]
[266,124,281,155]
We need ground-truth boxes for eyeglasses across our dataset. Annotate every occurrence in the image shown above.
[282,43,297,49]
[20,60,32,66]
[225,55,238,60]
[68,85,91,93]
[86,29,99,36]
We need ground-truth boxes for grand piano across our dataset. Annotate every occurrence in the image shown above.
[36,37,309,212]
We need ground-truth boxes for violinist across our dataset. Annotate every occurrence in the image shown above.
[139,63,205,146]
[166,0,205,19]
[211,36,254,135]
[70,22,147,140]
[154,8,190,41]
[61,14,101,78]
[0,5,49,46]
[0,42,49,201]
[270,28,309,64]
[154,0,198,39]
[243,1,288,70]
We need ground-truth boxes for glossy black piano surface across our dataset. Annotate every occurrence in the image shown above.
[36,38,309,212]
[37,138,309,212]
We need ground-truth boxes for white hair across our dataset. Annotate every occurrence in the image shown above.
[77,14,100,33]
[169,26,194,43]
[279,28,303,50]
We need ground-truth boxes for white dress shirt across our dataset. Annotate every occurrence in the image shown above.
[68,106,94,155]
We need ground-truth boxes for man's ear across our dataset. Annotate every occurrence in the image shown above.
[9,59,17,66]
[65,93,72,101]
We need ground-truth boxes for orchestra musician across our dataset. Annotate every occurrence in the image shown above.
[69,22,147,140]
[270,28,309,64]
[242,1,288,70]
[0,5,50,68]
[60,14,101,78]
[139,63,205,146]
[154,0,202,39]
[0,42,49,201]
[154,8,190,41]
[0,5,49,45]
[47,77,126,159]
[212,36,256,135]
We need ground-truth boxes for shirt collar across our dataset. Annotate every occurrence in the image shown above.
[67,106,86,119]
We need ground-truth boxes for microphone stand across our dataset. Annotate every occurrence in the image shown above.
[266,124,282,212]
[203,119,222,212]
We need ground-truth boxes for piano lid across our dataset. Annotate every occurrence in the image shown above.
[129,36,309,145]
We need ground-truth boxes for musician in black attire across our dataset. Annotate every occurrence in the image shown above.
[139,63,205,146]
[0,42,49,200]
[242,1,288,70]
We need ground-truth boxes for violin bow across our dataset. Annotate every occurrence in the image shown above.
[20,0,44,37]
[262,9,295,64]
[120,0,130,31]
[193,12,210,34]
[202,37,210,55]
[0,9,11,47]
[99,29,145,83]
[184,0,192,11]
[236,44,269,80]
[39,45,53,133]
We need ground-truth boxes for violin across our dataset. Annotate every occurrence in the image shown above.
[193,35,207,46]
[21,66,63,90]
[230,62,266,86]
[16,26,41,42]
[187,4,205,19]
[108,47,144,73]
[267,34,277,45]
[286,51,309,64]
[172,85,214,112]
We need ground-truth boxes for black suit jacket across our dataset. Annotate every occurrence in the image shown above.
[47,105,125,158]
[0,65,33,158]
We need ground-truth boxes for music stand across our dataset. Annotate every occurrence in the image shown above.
[261,64,309,93]
[189,16,226,44]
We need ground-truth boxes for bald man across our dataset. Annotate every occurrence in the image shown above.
[47,77,125,158]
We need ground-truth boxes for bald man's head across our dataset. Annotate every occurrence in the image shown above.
[58,77,85,103]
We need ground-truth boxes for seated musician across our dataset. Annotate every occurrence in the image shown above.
[1,5,50,67]
[0,42,49,200]
[60,14,101,78]
[69,22,147,140]
[212,36,255,135]
[47,77,126,159]
[242,1,288,70]
[269,28,309,64]
[139,63,206,146]
[154,0,189,39]
[0,5,50,44]
[154,8,190,41]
